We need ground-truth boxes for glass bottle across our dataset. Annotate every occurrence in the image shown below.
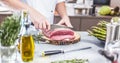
[20,10,35,62]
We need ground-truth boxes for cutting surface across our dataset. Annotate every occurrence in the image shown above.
[1,31,120,63]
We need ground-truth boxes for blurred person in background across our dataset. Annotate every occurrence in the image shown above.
[1,0,73,30]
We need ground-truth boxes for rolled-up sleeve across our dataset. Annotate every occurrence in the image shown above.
[57,0,65,3]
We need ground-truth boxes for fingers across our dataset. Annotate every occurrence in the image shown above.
[33,20,50,30]
[57,20,73,28]
[42,22,46,30]
[66,23,73,28]
[34,23,39,29]
[41,21,50,30]
[33,22,39,29]
[46,21,51,30]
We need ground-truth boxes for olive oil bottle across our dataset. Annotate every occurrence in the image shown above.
[20,10,35,62]
[21,35,34,62]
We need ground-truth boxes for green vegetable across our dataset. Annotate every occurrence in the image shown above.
[51,59,88,63]
[87,20,108,41]
[87,17,120,41]
[32,33,47,42]
[91,26,106,34]
[0,15,20,46]
[112,17,120,22]
[97,21,109,28]
[99,6,111,16]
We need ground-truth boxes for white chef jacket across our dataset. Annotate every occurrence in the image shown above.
[21,0,65,24]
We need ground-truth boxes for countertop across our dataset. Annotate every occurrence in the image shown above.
[0,31,111,63]
[55,14,112,19]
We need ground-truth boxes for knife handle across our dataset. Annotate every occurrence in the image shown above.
[41,50,64,56]
[31,23,34,26]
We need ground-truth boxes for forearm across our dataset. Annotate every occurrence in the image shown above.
[1,0,50,30]
[56,2,72,27]
[1,0,42,16]
[1,0,31,10]
[56,2,68,18]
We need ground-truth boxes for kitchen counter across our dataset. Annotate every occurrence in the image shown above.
[1,31,111,63]
[55,14,112,19]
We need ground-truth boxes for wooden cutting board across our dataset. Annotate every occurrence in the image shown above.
[43,32,80,45]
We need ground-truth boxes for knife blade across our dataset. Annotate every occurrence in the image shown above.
[31,23,75,30]
[41,47,91,56]
[51,24,75,30]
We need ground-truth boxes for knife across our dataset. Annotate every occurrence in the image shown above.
[41,47,91,56]
[31,23,75,30]
[51,24,75,30]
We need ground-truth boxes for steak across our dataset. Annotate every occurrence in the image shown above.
[43,25,75,41]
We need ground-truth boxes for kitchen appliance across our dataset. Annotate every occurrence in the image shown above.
[99,18,120,63]
[74,0,93,15]
[74,5,92,15]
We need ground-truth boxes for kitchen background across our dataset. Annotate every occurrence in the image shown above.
[0,1,120,63]
[54,0,120,31]
[0,0,120,31]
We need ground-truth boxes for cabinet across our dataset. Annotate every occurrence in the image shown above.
[54,16,81,31]
[80,16,111,31]
[54,15,112,31]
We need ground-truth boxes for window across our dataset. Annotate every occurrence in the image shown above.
[93,0,110,5]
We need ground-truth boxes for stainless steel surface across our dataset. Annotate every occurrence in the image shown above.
[51,24,75,30]
[66,0,77,3]
[74,8,87,15]
[105,23,117,50]
[116,19,120,40]
[105,23,112,50]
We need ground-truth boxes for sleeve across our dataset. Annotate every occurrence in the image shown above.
[57,0,65,3]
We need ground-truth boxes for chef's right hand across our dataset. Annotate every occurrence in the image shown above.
[29,9,50,30]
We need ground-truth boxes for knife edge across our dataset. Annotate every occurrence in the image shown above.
[41,47,92,56]
[51,24,75,30]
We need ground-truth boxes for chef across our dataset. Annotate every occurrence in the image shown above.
[1,0,73,30]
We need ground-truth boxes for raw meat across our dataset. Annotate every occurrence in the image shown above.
[43,28,75,41]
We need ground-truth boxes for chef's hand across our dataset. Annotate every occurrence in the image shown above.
[29,9,50,30]
[57,16,73,28]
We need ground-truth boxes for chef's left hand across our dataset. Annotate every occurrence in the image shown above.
[57,16,73,28]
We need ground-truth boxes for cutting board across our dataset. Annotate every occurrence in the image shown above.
[43,32,80,45]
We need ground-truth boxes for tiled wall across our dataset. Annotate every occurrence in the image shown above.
[110,0,120,8]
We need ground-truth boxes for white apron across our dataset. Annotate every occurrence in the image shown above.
[21,0,65,24]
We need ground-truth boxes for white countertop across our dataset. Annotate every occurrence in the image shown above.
[0,31,117,63]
